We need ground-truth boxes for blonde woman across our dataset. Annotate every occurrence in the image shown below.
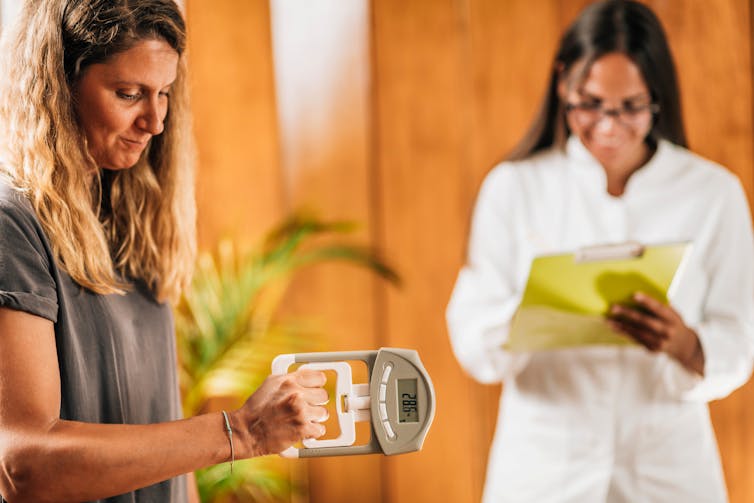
[0,1,328,502]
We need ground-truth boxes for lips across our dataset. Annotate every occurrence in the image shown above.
[120,137,150,150]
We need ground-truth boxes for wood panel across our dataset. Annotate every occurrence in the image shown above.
[186,0,284,249]
[185,1,754,502]
[371,1,480,502]
[370,0,754,501]
[268,2,382,503]
[649,0,754,199]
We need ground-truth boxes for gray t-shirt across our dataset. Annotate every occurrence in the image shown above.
[0,181,187,502]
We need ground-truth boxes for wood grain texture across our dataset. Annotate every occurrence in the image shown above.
[268,2,382,502]
[371,1,480,501]
[648,0,754,202]
[185,1,754,501]
[370,0,754,501]
[186,0,284,249]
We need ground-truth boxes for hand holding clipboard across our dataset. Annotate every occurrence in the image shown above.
[505,242,691,352]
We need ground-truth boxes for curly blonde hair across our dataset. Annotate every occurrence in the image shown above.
[0,0,196,303]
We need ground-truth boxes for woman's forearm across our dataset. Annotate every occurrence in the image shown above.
[0,305,327,503]
[1,367,328,503]
[1,412,230,503]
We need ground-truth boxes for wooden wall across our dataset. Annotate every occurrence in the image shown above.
[268,2,382,501]
[186,1,754,502]
[186,0,283,246]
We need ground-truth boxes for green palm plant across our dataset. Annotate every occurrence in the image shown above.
[174,212,399,502]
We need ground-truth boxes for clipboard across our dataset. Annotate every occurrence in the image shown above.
[504,241,692,352]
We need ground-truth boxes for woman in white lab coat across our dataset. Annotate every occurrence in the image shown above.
[447,1,754,502]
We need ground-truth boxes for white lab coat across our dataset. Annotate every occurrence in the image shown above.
[447,136,754,503]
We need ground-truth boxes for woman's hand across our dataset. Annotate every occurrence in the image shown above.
[0,306,329,501]
[607,292,705,376]
[231,368,330,457]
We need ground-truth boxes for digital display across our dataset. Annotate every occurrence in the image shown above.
[398,379,419,423]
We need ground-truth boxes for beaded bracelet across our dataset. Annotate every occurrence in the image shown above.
[221,410,235,474]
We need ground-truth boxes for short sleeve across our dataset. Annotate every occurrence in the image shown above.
[0,192,58,322]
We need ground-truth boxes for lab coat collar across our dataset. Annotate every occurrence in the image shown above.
[565,135,674,197]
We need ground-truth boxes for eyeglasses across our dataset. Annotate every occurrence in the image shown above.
[564,101,660,127]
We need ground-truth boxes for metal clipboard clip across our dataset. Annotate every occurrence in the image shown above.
[574,241,645,263]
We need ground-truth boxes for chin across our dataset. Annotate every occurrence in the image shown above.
[101,155,143,171]
[102,164,136,171]
[587,141,629,159]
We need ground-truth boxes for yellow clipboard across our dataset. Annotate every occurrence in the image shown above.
[504,241,692,352]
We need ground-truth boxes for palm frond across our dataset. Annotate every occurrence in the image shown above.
[174,211,400,502]
[196,457,298,503]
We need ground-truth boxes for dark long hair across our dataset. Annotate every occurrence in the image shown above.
[507,0,686,161]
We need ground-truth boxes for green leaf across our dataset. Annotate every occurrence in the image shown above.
[175,210,400,502]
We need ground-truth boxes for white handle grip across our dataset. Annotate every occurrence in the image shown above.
[271,355,357,457]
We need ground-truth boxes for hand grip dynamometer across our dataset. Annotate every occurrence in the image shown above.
[271,347,435,458]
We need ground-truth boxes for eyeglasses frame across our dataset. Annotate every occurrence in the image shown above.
[564,101,660,128]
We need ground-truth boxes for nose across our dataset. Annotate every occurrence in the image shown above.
[136,97,166,135]
[593,112,620,134]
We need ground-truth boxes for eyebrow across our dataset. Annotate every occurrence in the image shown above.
[578,90,651,102]
[112,80,175,90]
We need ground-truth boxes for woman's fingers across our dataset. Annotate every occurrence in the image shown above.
[631,292,676,323]
[609,303,668,339]
[607,318,662,350]
[303,405,328,438]
[295,370,329,404]
[235,369,331,455]
[311,405,329,423]
[304,386,329,407]
[607,293,704,374]
[296,368,328,387]
[296,370,330,439]
[303,404,329,439]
